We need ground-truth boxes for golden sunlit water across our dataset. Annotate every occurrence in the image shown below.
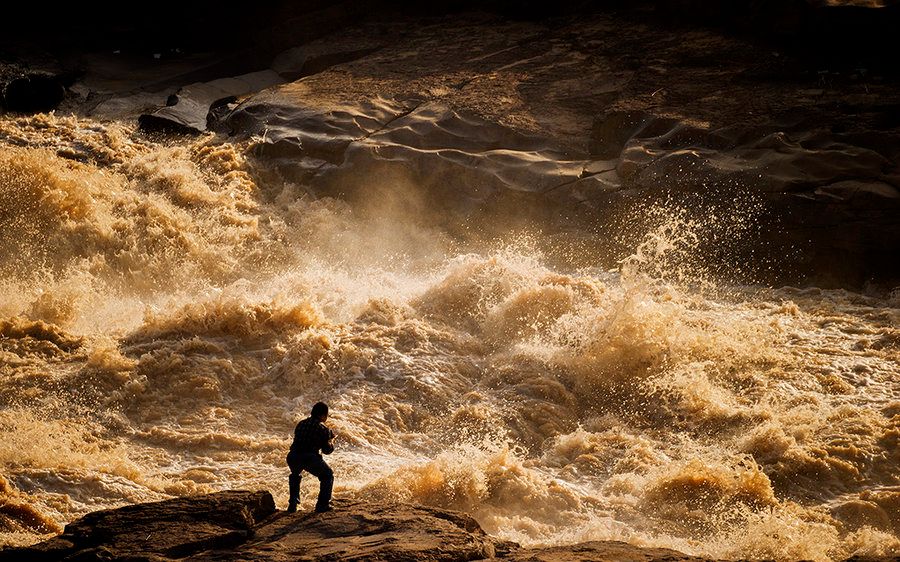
[0,113,898,560]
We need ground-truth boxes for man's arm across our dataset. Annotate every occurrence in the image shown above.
[321,427,335,455]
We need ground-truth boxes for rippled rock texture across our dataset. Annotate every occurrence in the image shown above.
[0,490,714,561]
[199,10,898,286]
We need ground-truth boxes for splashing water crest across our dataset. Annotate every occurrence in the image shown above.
[0,114,898,559]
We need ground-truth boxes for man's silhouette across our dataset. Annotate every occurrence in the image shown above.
[286,402,335,513]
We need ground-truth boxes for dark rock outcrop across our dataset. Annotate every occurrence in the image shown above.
[0,490,713,562]
[1,72,65,113]
[136,41,384,134]
[194,498,506,562]
[139,70,284,133]
[6,490,898,561]
[0,490,275,562]
[211,10,900,286]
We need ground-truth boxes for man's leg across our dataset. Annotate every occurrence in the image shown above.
[286,453,303,512]
[302,455,334,512]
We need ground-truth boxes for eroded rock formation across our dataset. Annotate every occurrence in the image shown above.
[6,490,899,561]
[209,12,899,285]
[0,490,714,561]
[3,491,275,561]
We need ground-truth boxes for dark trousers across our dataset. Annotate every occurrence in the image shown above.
[287,451,333,510]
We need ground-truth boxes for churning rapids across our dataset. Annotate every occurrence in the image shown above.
[0,113,898,561]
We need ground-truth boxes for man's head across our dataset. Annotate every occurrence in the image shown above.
[311,401,329,422]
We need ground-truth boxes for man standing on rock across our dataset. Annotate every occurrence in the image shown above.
[287,402,335,513]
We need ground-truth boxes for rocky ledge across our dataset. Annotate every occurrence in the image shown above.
[199,9,900,287]
[0,490,716,562]
[2,490,898,562]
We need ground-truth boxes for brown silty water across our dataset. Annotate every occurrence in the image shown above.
[0,114,898,560]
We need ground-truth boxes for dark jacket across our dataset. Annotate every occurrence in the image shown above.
[289,417,335,456]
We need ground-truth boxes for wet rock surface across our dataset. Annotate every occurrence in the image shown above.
[4,490,898,561]
[208,9,900,285]
[0,490,275,561]
[193,497,505,562]
[0,490,712,561]
[139,70,284,133]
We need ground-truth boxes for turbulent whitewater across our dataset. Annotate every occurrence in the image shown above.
[0,114,898,561]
